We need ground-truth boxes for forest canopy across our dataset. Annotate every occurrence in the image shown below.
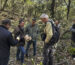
[0,0,75,21]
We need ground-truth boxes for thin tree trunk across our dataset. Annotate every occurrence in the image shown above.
[50,0,55,18]
[64,0,71,20]
[21,0,26,17]
[1,0,8,11]
[67,0,71,20]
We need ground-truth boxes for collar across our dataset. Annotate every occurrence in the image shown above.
[30,24,36,27]
[0,25,8,30]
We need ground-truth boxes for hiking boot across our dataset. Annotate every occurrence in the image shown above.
[21,63,26,65]
[16,58,20,61]
[26,54,29,57]
[33,54,36,56]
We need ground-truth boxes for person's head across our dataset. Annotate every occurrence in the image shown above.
[19,18,24,27]
[72,19,75,24]
[32,18,36,26]
[40,14,49,23]
[55,20,59,25]
[2,19,11,29]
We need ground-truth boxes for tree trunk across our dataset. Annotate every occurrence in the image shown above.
[11,0,15,15]
[67,0,71,20]
[1,0,8,11]
[21,0,26,17]
[64,0,71,20]
[50,0,55,18]
[0,0,2,9]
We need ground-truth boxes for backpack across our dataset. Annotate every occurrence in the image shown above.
[49,20,60,45]
[41,20,60,45]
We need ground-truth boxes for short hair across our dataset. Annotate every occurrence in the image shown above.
[40,13,49,18]
[32,18,36,21]
[2,19,11,25]
[19,18,24,24]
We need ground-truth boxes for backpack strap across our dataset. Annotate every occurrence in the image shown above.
[49,20,55,35]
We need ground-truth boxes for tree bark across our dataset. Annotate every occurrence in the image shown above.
[64,0,71,20]
[50,0,55,18]
[67,0,71,20]
[1,0,8,11]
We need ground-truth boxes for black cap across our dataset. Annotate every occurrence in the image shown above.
[2,19,11,25]
[19,18,24,24]
[32,18,36,21]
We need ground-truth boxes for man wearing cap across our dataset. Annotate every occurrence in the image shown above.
[40,14,53,65]
[25,18,39,57]
[13,18,25,65]
[0,19,18,65]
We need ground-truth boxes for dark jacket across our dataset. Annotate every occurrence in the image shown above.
[70,24,75,42]
[0,25,17,58]
[13,25,25,46]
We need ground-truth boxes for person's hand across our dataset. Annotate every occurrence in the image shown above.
[24,35,29,40]
[29,36,32,41]
[16,36,20,41]
[24,35,32,41]
[45,40,49,44]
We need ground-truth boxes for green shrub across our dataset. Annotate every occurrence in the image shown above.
[68,46,75,55]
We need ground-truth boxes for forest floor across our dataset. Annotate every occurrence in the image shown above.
[9,41,44,65]
[8,40,75,65]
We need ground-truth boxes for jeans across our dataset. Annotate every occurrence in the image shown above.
[0,57,9,65]
[43,44,53,65]
[16,46,25,63]
[26,40,36,56]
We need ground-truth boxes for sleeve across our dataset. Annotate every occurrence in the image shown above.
[8,33,18,46]
[36,25,39,39]
[13,28,20,39]
[36,25,39,34]
[70,26,75,32]
[45,22,53,43]
[24,25,29,35]
[70,28,75,32]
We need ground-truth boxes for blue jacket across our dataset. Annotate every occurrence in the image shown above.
[0,25,17,58]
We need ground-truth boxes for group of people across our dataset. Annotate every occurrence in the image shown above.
[13,18,39,65]
[0,13,75,65]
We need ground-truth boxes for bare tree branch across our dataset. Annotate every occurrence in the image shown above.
[64,0,68,6]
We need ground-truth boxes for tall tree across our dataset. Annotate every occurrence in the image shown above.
[50,0,55,18]
[21,0,26,17]
[64,0,71,19]
[67,0,71,19]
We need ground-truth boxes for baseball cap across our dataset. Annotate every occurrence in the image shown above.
[40,13,49,18]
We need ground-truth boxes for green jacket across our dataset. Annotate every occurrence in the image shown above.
[25,23,39,40]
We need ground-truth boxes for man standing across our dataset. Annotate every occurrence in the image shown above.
[70,19,75,60]
[25,18,39,57]
[13,18,25,65]
[40,14,53,65]
[0,19,18,65]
